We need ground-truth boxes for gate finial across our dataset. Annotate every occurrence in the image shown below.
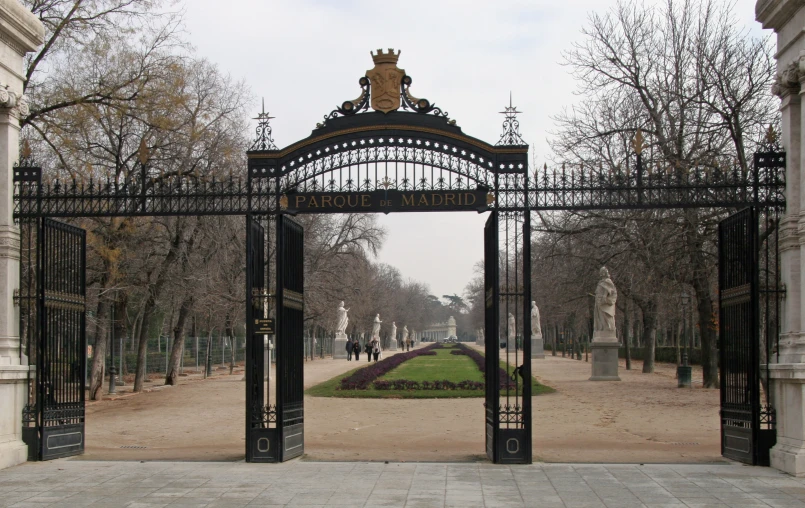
[496,94,526,146]
[250,99,278,151]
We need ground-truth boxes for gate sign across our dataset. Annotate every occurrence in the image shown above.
[254,318,275,335]
[280,189,493,214]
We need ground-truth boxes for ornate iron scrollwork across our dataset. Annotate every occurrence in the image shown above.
[321,77,371,127]
[399,75,452,124]
[249,101,278,151]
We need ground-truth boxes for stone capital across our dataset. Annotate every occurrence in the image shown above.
[775,61,802,98]
[756,0,805,31]
[0,0,44,56]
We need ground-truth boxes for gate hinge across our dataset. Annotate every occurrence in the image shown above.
[12,288,19,306]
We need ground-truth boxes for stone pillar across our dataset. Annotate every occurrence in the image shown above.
[757,0,805,476]
[589,329,620,381]
[333,332,349,359]
[531,332,544,359]
[0,0,43,470]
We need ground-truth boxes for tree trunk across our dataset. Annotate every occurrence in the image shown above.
[685,213,719,388]
[112,294,127,380]
[88,296,111,400]
[133,219,191,391]
[226,313,235,375]
[624,308,631,370]
[552,324,557,356]
[638,298,658,373]
[165,295,194,385]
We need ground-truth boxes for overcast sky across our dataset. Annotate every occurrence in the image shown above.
[182,0,764,300]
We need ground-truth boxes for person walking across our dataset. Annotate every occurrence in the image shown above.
[352,339,360,361]
[372,339,380,362]
[346,338,353,361]
[364,341,372,362]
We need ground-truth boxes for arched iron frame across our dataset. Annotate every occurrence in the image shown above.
[245,108,533,463]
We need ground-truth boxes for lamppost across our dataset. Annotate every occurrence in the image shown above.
[107,303,116,394]
[678,291,692,388]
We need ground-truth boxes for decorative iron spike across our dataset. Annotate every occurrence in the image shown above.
[631,129,644,155]
[138,137,150,165]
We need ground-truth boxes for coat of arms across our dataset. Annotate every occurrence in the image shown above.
[367,49,404,113]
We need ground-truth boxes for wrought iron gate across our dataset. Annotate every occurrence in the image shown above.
[484,211,500,461]
[23,218,86,461]
[276,215,304,461]
[245,215,277,461]
[719,207,776,465]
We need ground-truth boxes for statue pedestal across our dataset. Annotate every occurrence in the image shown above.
[507,338,517,352]
[388,339,397,351]
[333,332,349,359]
[590,330,620,381]
[531,333,545,359]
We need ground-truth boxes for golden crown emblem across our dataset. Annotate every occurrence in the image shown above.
[371,48,400,65]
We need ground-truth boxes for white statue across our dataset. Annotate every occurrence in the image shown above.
[508,313,516,341]
[335,301,350,334]
[594,267,617,332]
[371,314,382,340]
[531,301,541,336]
[402,325,409,341]
[390,322,397,340]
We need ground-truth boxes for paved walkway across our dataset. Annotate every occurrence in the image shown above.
[1,460,804,507]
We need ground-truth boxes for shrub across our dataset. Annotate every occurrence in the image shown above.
[338,343,440,390]
[455,343,517,390]
[371,378,485,391]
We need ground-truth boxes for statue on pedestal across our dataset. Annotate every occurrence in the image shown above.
[531,301,541,336]
[530,301,545,359]
[336,301,350,335]
[333,301,350,359]
[388,321,398,350]
[508,313,516,340]
[589,266,621,380]
[371,314,382,340]
[594,267,617,333]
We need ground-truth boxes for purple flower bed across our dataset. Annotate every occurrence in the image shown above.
[338,343,441,390]
[372,379,485,391]
[454,343,516,390]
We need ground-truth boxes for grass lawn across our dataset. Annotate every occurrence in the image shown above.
[383,347,482,383]
[306,345,555,399]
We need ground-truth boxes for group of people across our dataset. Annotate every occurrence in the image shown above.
[346,338,381,362]
[344,336,416,362]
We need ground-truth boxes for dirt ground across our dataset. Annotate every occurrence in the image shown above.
[82,347,722,463]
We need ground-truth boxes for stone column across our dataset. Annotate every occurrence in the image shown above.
[0,0,43,470]
[758,0,805,476]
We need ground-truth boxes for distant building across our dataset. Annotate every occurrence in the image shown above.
[423,316,457,342]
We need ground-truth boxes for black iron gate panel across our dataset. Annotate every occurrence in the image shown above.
[484,211,500,462]
[33,218,86,461]
[276,215,304,461]
[245,215,276,462]
[719,207,761,465]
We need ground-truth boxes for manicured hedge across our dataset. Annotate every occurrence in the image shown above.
[372,379,484,391]
[454,343,516,389]
[338,343,441,390]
